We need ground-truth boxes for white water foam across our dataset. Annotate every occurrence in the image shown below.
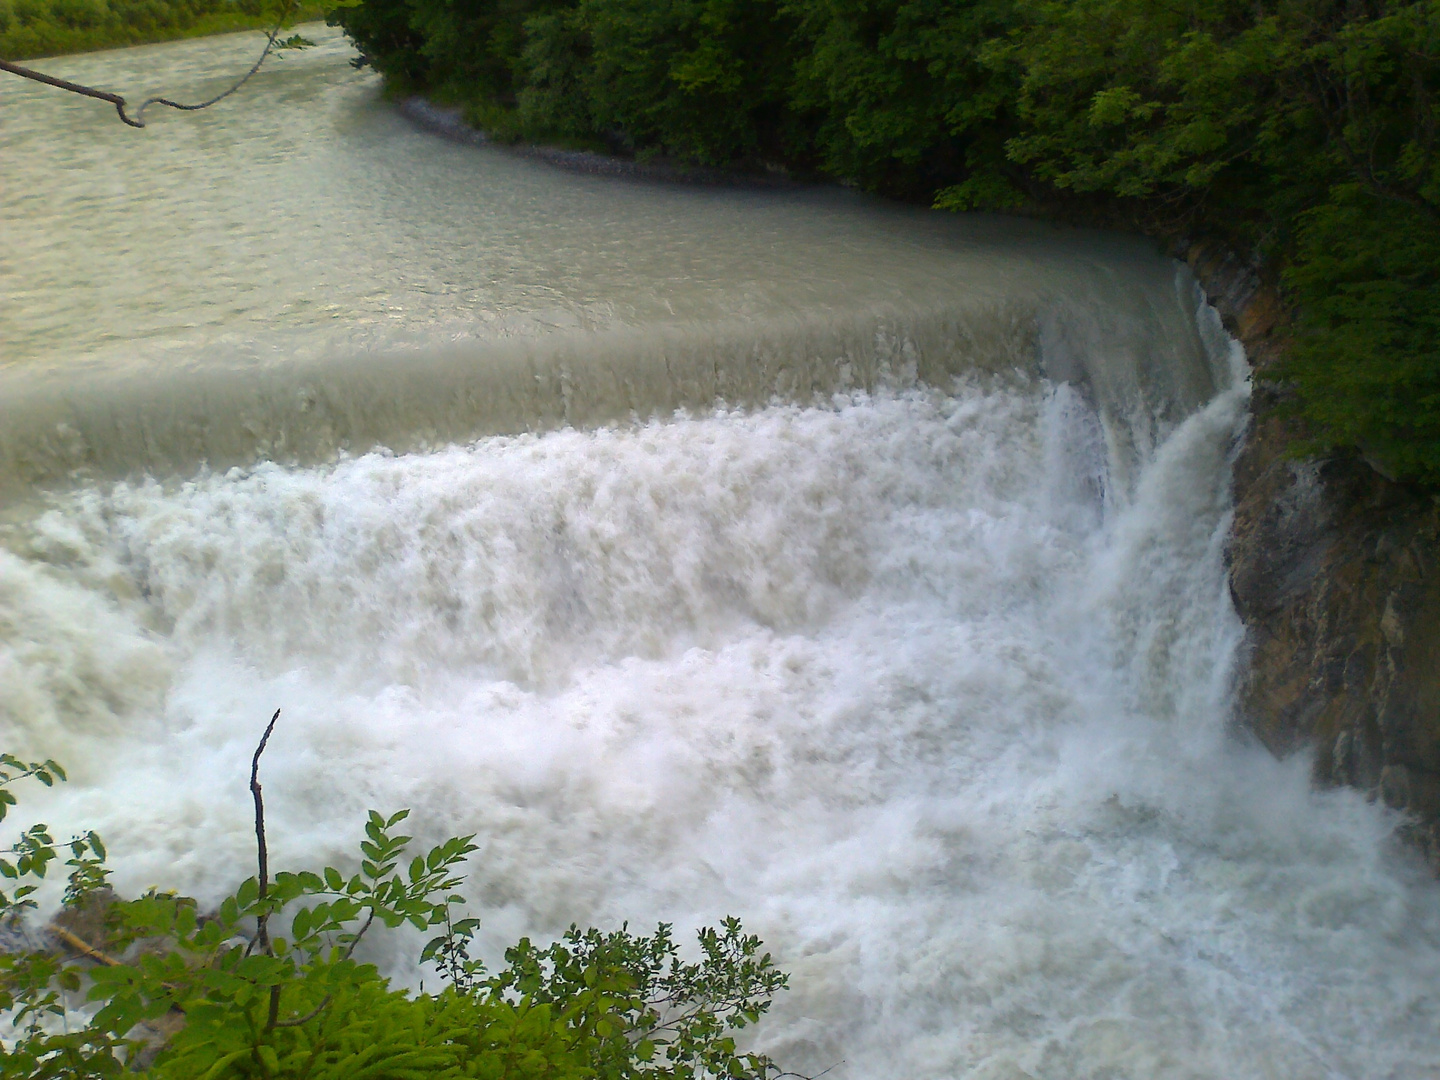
[5,357,1440,1078]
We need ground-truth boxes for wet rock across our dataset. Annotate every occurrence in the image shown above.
[0,917,43,955]
[1186,241,1440,869]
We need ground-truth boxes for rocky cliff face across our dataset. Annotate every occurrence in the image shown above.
[1187,244,1440,865]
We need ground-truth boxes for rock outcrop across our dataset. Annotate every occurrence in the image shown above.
[1188,243,1440,865]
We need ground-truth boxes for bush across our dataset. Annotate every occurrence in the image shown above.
[326,0,428,87]
[787,0,1020,201]
[0,724,791,1080]
[558,0,800,164]
[1284,189,1440,483]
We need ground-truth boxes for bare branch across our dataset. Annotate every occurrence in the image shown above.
[342,909,377,961]
[249,708,283,1030]
[0,58,143,127]
[273,994,331,1027]
[250,709,280,916]
[0,0,298,128]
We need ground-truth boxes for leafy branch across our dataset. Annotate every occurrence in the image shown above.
[0,717,795,1080]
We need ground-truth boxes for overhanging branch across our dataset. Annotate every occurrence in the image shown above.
[0,0,298,128]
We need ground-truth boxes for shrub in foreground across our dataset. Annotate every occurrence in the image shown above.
[0,722,790,1079]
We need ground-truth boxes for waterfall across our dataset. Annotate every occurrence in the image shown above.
[4,25,1440,1077]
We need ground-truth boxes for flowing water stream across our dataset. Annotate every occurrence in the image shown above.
[4,26,1440,1079]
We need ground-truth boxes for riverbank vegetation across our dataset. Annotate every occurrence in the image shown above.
[0,0,323,60]
[0,734,790,1078]
[328,0,1440,484]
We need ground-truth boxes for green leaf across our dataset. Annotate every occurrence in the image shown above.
[237,876,259,907]
[199,1049,252,1080]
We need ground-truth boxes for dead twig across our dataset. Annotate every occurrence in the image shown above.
[0,0,298,128]
[249,708,284,1031]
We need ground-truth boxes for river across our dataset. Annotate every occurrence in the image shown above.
[3,26,1440,1080]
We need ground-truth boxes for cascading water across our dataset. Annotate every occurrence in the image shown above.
[4,26,1440,1080]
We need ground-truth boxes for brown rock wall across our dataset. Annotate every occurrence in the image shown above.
[1184,242,1440,864]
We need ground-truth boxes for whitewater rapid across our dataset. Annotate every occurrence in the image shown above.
[8,352,1440,1077]
[4,25,1440,1080]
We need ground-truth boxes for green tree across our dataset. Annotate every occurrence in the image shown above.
[786,0,1020,202]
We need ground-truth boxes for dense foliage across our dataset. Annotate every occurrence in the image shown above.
[0,0,323,59]
[0,750,789,1079]
[331,0,1440,482]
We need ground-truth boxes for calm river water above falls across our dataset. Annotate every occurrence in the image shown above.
[4,26,1440,1080]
